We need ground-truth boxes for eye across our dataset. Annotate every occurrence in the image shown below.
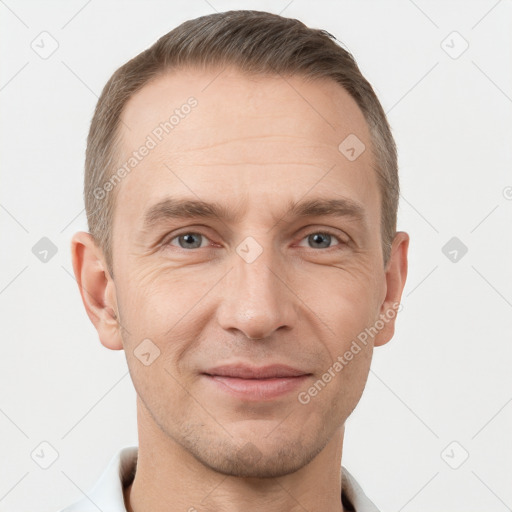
[163,229,348,252]
[166,232,211,250]
[297,230,347,250]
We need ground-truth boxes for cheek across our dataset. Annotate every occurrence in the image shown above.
[313,268,380,342]
[116,276,204,416]
[310,269,379,404]
[117,263,183,326]
[321,264,382,405]
[116,264,209,367]
[296,340,373,428]
[335,345,373,419]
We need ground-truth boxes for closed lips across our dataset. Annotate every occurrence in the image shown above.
[202,364,310,379]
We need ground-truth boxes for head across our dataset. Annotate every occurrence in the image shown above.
[72,10,408,478]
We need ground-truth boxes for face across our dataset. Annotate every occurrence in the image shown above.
[88,67,407,478]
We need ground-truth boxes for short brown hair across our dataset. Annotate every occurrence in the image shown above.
[85,10,399,275]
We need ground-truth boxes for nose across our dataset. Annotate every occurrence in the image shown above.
[216,241,299,340]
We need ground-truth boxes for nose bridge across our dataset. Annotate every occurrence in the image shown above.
[217,235,297,339]
[236,238,280,304]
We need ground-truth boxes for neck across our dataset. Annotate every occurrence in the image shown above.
[124,397,346,512]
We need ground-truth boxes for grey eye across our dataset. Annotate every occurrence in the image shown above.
[173,233,205,249]
[307,233,333,249]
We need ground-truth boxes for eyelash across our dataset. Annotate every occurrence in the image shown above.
[163,228,349,251]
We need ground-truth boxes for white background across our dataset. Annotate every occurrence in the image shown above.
[1,1,511,511]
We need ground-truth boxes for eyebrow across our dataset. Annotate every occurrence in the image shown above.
[142,196,367,232]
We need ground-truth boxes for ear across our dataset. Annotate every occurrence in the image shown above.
[70,231,123,350]
[373,231,409,347]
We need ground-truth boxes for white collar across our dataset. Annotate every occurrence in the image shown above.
[58,445,380,512]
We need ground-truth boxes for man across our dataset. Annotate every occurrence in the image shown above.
[63,9,409,512]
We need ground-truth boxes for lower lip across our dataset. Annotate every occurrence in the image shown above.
[202,374,310,401]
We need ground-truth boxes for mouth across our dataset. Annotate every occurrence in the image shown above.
[201,364,312,401]
[202,363,309,379]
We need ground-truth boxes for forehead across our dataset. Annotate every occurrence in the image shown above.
[120,66,371,151]
[113,66,379,231]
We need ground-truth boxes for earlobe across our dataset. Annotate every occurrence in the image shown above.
[70,231,123,351]
[373,231,409,347]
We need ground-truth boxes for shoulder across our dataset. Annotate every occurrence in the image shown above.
[55,446,138,512]
[341,466,381,512]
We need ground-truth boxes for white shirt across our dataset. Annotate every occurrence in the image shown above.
[57,446,380,512]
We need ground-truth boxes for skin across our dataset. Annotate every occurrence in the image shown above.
[71,66,409,512]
